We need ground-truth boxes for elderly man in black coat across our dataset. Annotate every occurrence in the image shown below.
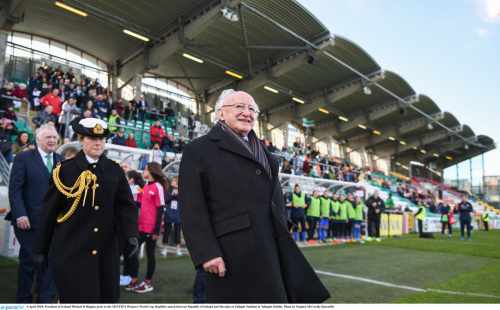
[34,117,138,303]
[179,90,330,303]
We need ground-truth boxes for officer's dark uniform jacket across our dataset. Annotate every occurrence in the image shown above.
[35,150,138,303]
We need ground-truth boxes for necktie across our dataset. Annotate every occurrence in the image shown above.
[46,154,53,173]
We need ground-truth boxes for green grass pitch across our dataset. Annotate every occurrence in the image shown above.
[0,230,499,303]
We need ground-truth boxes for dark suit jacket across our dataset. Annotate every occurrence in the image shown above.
[7,149,62,229]
[179,125,330,303]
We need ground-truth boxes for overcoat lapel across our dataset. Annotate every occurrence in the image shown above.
[208,126,259,166]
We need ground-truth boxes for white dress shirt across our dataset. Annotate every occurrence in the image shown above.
[85,154,99,164]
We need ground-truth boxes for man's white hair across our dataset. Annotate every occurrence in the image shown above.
[214,89,235,121]
[35,124,58,142]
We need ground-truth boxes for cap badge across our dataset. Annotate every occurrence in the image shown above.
[93,124,104,134]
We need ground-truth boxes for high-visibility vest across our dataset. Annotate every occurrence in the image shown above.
[441,214,449,223]
[320,197,331,218]
[331,200,340,219]
[292,192,306,208]
[482,213,489,222]
[338,201,350,221]
[108,114,120,132]
[349,202,364,221]
[416,205,426,221]
[307,197,321,217]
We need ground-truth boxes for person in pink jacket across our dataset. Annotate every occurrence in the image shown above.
[126,162,168,294]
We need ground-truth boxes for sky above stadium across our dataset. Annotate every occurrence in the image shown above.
[298,0,500,181]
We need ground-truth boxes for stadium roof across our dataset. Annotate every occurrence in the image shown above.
[1,0,495,170]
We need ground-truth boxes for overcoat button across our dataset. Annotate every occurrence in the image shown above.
[256,169,262,175]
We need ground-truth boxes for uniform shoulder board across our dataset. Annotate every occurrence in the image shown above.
[59,157,76,166]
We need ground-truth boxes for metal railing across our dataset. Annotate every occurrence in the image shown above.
[0,152,11,187]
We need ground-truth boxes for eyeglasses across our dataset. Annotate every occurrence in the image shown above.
[221,103,260,115]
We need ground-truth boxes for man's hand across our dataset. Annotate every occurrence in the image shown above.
[152,234,159,241]
[16,216,31,230]
[203,257,226,277]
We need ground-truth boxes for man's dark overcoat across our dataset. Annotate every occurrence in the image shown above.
[179,125,330,303]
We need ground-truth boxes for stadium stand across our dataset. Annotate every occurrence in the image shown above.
[0,0,498,276]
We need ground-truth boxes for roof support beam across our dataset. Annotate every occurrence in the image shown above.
[116,0,241,88]
[0,0,24,29]
[345,112,445,151]
[263,70,384,126]
[376,127,462,158]
[399,115,436,135]
[408,135,476,159]
[339,94,419,133]
[310,120,341,142]
[420,140,470,161]
[441,146,494,169]
[205,38,335,96]
[296,70,384,118]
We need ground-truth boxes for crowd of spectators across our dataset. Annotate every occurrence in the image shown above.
[0,66,478,216]
[2,66,365,180]
[0,65,192,164]
[262,138,362,182]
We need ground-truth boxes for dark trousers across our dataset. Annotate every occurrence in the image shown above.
[441,222,452,235]
[346,221,352,238]
[306,216,319,240]
[286,208,293,231]
[328,219,335,238]
[193,266,207,303]
[460,219,472,238]
[139,110,146,122]
[163,221,181,245]
[14,228,56,303]
[483,221,489,231]
[291,208,306,233]
[337,221,347,239]
[368,216,381,238]
[417,219,424,237]
[120,238,134,277]
[129,233,157,280]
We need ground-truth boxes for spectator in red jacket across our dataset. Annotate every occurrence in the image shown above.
[12,83,28,100]
[150,120,165,146]
[40,88,62,116]
[125,132,138,148]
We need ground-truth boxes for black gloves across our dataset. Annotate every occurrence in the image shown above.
[127,237,139,258]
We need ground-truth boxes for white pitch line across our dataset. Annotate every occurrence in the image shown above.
[315,270,426,292]
[315,270,500,299]
[427,289,500,299]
